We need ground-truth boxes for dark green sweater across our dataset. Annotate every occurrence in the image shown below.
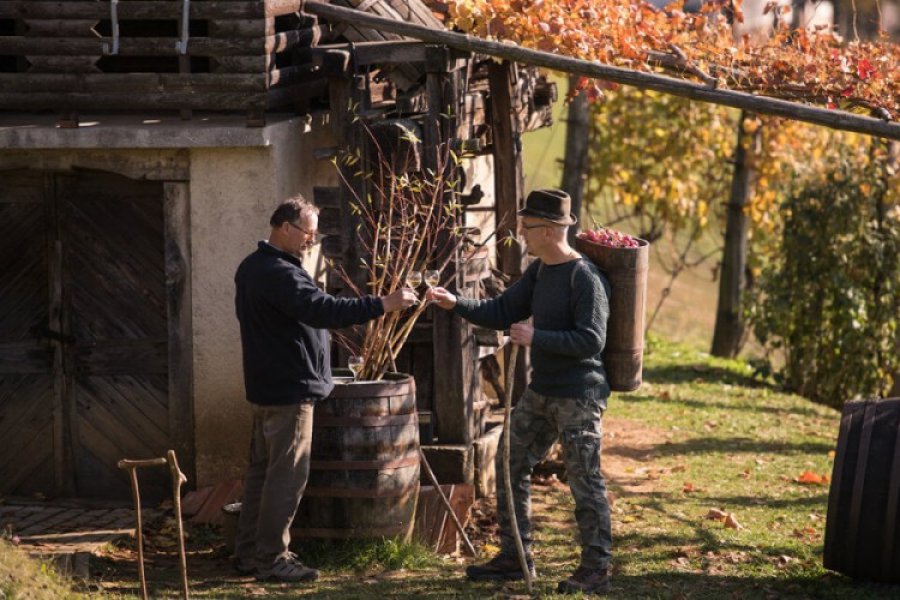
[454,257,612,406]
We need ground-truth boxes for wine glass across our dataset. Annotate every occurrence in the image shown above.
[406,270,423,288]
[424,269,440,288]
[348,355,364,381]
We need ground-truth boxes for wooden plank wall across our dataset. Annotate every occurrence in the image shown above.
[0,1,327,117]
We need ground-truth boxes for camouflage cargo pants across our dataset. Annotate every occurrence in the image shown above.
[496,388,612,570]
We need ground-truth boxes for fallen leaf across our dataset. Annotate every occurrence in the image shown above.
[739,469,752,479]
[795,471,829,485]
[723,513,744,530]
[792,526,818,540]
[483,543,501,555]
[705,508,729,520]
[776,555,796,567]
[683,482,695,493]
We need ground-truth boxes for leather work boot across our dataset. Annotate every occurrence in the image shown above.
[557,565,611,595]
[465,553,536,581]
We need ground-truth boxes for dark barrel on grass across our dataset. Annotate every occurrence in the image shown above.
[293,372,420,540]
[823,398,900,583]
[574,235,649,392]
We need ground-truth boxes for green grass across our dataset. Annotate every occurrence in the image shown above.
[301,537,440,573]
[0,540,85,599]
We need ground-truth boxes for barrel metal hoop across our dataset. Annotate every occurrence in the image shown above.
[882,405,900,578]
[302,483,418,498]
[847,400,878,570]
[309,450,420,471]
[313,413,417,428]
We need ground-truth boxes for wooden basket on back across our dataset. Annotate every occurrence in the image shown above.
[574,234,649,392]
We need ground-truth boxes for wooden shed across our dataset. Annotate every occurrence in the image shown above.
[0,0,554,501]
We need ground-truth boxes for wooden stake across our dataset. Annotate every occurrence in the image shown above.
[503,344,532,592]
[418,447,478,557]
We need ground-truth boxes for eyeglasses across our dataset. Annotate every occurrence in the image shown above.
[288,222,318,237]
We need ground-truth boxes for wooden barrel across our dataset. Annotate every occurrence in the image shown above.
[824,398,900,583]
[574,235,649,392]
[293,372,420,540]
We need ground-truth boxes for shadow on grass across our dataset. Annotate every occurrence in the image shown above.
[603,435,834,462]
[623,391,830,419]
[700,493,830,510]
[609,570,900,600]
[647,436,834,457]
[88,547,900,599]
[644,363,772,388]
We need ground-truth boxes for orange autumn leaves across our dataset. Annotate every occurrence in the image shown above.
[446,0,900,117]
[795,470,830,485]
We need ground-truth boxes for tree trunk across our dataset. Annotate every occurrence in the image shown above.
[711,111,759,357]
[561,75,590,244]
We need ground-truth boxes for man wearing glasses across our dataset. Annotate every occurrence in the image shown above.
[427,189,613,595]
[233,196,417,583]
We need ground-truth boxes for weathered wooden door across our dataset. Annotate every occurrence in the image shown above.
[0,169,183,500]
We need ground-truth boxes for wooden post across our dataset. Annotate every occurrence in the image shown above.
[426,45,475,445]
[488,60,525,278]
[561,75,589,244]
[163,182,196,487]
[327,68,367,296]
[488,60,529,401]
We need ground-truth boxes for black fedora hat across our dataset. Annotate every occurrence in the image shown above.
[518,189,578,225]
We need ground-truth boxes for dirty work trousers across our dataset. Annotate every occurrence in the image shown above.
[496,388,612,570]
[235,402,314,567]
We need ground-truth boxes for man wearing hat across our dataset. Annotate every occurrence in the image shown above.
[427,189,613,595]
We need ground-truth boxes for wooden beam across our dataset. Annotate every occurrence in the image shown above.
[303,1,900,141]
[0,32,302,56]
[0,1,302,19]
[310,41,427,66]
[0,91,266,111]
[0,73,268,93]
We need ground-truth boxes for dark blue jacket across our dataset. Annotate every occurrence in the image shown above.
[235,241,384,405]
